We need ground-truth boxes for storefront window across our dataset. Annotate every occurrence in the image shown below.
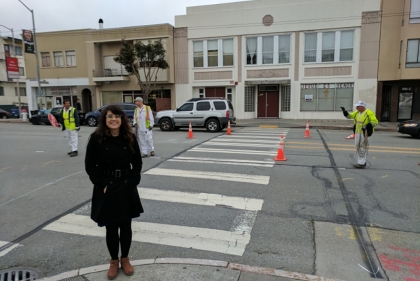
[102,91,123,105]
[300,83,353,111]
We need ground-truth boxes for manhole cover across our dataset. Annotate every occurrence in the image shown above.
[0,267,40,281]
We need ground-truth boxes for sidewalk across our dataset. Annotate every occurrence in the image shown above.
[0,118,399,132]
[38,258,344,281]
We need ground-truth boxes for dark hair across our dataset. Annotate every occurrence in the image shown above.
[63,100,70,104]
[93,104,135,152]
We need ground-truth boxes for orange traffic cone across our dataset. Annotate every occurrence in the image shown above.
[303,121,311,138]
[274,135,287,161]
[187,122,194,139]
[345,133,355,139]
[226,120,232,135]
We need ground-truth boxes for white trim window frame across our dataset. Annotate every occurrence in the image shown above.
[246,34,291,66]
[65,50,76,67]
[304,30,354,63]
[192,38,234,68]
[406,39,420,68]
[410,0,420,24]
[53,51,64,67]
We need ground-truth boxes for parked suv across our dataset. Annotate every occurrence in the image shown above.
[155,98,236,132]
[85,103,137,127]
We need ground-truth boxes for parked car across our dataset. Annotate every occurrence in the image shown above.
[29,107,85,126]
[397,120,420,138]
[155,98,236,132]
[85,103,137,127]
[0,108,11,119]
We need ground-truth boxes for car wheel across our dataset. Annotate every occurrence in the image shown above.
[87,116,97,127]
[1,115,7,119]
[206,118,220,132]
[160,118,173,131]
[30,119,40,125]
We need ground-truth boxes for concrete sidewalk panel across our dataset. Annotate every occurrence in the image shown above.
[83,264,240,281]
[155,258,228,267]
[238,272,295,281]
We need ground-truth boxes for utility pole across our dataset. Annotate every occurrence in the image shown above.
[18,0,43,110]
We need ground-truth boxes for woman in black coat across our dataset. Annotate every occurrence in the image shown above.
[85,105,143,280]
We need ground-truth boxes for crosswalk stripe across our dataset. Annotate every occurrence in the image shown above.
[44,214,250,256]
[0,241,21,257]
[139,187,264,211]
[208,139,279,144]
[144,168,270,185]
[230,132,288,137]
[202,142,276,148]
[190,147,276,156]
[168,156,274,167]
[220,135,285,140]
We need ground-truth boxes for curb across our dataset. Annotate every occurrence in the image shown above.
[36,258,346,281]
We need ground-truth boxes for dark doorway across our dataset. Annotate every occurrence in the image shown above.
[82,89,92,112]
[205,87,225,98]
[381,85,392,121]
[257,85,279,118]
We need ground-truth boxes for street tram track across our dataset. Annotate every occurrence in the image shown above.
[317,129,384,279]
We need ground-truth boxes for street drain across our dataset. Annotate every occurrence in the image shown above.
[0,267,40,281]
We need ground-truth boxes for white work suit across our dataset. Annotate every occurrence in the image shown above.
[134,105,155,155]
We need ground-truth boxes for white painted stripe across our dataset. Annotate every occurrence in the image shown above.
[138,187,264,211]
[168,157,273,167]
[173,156,273,164]
[230,211,258,234]
[202,142,275,148]
[209,139,280,144]
[44,214,250,256]
[144,168,270,185]
[190,147,276,156]
[229,132,288,137]
[219,135,286,140]
[0,241,21,257]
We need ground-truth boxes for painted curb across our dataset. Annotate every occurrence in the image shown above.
[36,258,346,281]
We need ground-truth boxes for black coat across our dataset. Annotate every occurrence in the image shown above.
[85,133,143,224]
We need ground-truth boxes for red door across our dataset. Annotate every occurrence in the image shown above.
[205,87,225,98]
[257,92,279,118]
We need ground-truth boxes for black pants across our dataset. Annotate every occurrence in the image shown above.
[105,220,132,260]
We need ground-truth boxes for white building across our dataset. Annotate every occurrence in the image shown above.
[174,0,382,120]
[0,36,27,112]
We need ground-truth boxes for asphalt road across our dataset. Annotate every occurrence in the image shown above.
[0,123,419,281]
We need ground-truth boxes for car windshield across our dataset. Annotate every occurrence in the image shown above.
[43,109,52,114]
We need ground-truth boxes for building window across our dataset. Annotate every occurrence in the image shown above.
[399,40,403,69]
[193,41,203,67]
[19,67,24,76]
[300,83,354,111]
[262,36,274,64]
[207,40,218,67]
[53,51,63,67]
[244,86,255,112]
[66,50,76,66]
[41,52,51,67]
[15,46,22,56]
[247,34,291,65]
[14,88,26,96]
[410,0,420,23]
[246,37,258,65]
[281,85,291,112]
[406,39,420,67]
[304,30,354,63]
[193,38,234,68]
[279,35,291,63]
[0,87,4,96]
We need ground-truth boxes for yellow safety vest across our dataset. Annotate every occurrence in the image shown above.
[346,109,378,133]
[63,107,76,130]
[135,105,150,128]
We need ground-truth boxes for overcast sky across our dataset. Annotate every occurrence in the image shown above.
[0,0,248,37]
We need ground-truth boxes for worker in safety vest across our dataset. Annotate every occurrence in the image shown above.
[134,97,155,158]
[59,100,80,157]
[341,101,378,169]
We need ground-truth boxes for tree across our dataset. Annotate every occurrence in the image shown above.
[114,39,169,105]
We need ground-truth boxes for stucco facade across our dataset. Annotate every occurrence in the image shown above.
[175,0,382,120]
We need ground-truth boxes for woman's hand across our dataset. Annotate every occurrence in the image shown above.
[104,186,107,193]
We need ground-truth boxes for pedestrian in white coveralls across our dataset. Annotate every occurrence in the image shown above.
[134,97,155,158]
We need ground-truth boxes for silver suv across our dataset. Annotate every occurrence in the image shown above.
[155,98,236,132]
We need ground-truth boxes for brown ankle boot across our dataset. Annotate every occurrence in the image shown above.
[107,259,119,280]
[120,257,134,276]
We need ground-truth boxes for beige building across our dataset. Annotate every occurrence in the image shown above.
[377,0,420,121]
[25,22,175,114]
[0,36,27,113]
[175,0,382,120]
